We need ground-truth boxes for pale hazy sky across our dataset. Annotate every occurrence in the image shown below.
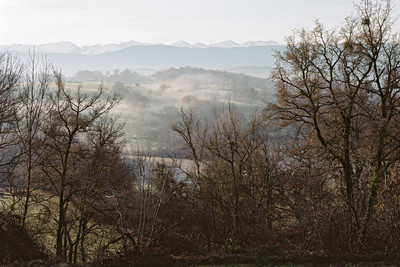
[0,0,381,46]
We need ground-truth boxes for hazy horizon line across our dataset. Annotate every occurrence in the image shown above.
[0,39,284,47]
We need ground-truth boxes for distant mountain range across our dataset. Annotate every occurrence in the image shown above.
[0,40,281,55]
[0,41,284,77]
[170,40,281,49]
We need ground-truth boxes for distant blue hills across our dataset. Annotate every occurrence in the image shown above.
[0,41,285,76]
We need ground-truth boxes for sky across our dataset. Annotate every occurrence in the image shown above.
[0,0,382,46]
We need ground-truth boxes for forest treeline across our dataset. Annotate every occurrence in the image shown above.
[1,0,400,265]
[70,66,271,104]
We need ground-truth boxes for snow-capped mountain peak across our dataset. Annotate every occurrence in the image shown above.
[0,40,282,55]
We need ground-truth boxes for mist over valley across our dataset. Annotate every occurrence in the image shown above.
[2,0,397,264]
[0,40,279,156]
[64,66,274,156]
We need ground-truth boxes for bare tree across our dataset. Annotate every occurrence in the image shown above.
[16,52,52,227]
[173,102,279,249]
[0,52,22,186]
[267,0,400,251]
[40,71,120,261]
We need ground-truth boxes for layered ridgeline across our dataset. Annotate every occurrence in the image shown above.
[0,40,279,156]
[66,66,275,156]
[0,40,283,76]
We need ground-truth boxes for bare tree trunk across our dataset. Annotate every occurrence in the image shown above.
[56,191,65,260]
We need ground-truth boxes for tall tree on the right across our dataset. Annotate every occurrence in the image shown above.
[267,0,400,251]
